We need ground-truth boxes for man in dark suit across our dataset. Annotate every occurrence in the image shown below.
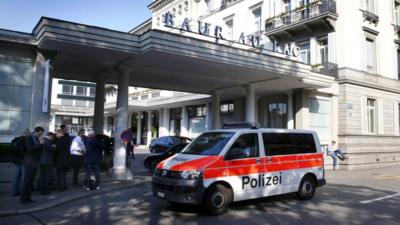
[20,126,44,204]
[84,129,104,190]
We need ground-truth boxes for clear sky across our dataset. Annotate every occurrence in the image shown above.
[0,0,152,33]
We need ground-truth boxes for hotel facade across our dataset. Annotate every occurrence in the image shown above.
[0,0,400,172]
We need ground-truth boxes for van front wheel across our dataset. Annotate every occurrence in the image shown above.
[297,175,316,200]
[203,184,232,216]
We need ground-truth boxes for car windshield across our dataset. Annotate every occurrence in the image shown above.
[181,132,235,155]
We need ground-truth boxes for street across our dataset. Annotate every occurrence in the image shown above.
[1,149,399,225]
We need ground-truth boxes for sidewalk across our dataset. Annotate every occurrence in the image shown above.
[0,173,152,217]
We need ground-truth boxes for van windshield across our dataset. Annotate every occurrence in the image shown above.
[181,132,235,155]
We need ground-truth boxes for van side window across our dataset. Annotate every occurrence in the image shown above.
[291,133,317,154]
[226,133,259,159]
[262,133,296,156]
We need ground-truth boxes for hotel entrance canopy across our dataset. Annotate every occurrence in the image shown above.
[8,17,335,97]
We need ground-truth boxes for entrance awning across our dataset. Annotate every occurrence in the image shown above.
[32,17,335,96]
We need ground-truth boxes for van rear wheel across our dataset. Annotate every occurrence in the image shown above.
[203,184,232,216]
[297,175,316,200]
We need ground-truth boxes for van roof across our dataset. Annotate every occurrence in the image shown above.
[210,128,317,134]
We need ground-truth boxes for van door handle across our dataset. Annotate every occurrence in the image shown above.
[267,157,272,163]
[255,158,261,163]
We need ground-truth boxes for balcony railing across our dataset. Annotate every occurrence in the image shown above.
[265,0,337,32]
[361,10,379,24]
[311,62,338,77]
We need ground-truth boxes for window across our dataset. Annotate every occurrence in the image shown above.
[141,95,148,100]
[365,0,375,13]
[151,92,160,98]
[220,102,234,115]
[263,133,316,156]
[132,96,139,100]
[283,0,291,13]
[297,41,310,64]
[187,105,207,137]
[398,103,400,134]
[62,85,73,95]
[205,0,212,11]
[75,100,87,107]
[89,87,96,97]
[76,86,86,96]
[267,103,287,128]
[395,1,400,25]
[367,98,377,133]
[309,98,331,142]
[225,19,234,40]
[366,38,377,73]
[291,133,317,154]
[253,8,262,33]
[397,49,400,80]
[226,133,259,159]
[263,133,296,156]
[182,132,235,156]
[318,37,328,64]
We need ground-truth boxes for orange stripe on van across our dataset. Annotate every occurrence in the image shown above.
[169,156,221,171]
[203,153,323,179]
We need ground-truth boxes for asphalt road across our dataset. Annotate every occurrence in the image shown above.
[1,149,399,225]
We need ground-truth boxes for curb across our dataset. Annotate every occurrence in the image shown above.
[0,177,151,217]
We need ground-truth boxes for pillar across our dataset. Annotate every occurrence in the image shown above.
[287,90,294,129]
[93,78,105,134]
[245,84,256,123]
[146,111,152,145]
[112,67,131,180]
[162,108,169,135]
[206,102,212,130]
[30,52,53,131]
[212,91,221,129]
[294,89,309,129]
[310,37,317,65]
[180,106,188,136]
[136,112,142,145]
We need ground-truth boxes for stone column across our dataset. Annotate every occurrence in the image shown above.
[245,84,256,123]
[146,111,152,145]
[163,108,169,135]
[30,52,53,131]
[112,67,131,180]
[294,89,309,129]
[180,106,188,136]
[93,78,105,134]
[136,112,142,145]
[287,90,294,129]
[212,91,221,129]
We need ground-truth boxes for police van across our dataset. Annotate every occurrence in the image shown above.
[152,123,326,215]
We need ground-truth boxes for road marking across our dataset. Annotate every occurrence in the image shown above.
[376,175,400,180]
[359,193,400,204]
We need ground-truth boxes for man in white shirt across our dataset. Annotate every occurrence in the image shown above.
[70,129,86,186]
[327,140,346,170]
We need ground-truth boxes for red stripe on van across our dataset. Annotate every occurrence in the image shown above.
[169,156,221,171]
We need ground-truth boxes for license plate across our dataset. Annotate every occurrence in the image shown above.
[157,192,165,198]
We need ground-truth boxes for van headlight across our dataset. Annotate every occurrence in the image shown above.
[180,170,202,180]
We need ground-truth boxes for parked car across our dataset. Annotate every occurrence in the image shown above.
[149,136,191,153]
[144,143,189,173]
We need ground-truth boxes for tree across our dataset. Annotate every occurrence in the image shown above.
[105,84,118,97]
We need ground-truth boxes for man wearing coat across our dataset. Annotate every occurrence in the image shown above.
[84,130,104,190]
[20,126,44,204]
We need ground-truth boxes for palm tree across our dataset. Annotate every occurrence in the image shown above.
[105,84,118,97]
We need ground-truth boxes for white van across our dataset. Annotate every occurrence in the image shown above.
[152,125,326,215]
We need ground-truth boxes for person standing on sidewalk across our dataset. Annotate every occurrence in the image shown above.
[20,126,45,204]
[70,129,86,186]
[39,132,57,195]
[10,129,31,196]
[84,129,104,190]
[55,129,71,191]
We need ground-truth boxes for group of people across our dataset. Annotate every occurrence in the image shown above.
[11,125,105,204]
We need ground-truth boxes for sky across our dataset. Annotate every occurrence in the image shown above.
[0,0,152,33]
